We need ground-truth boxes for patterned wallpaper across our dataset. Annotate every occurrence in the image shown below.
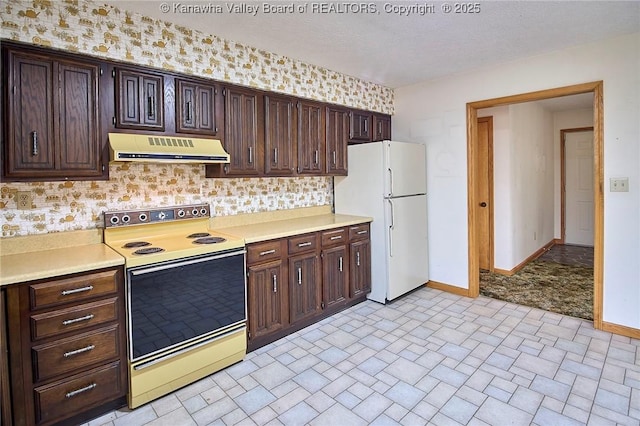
[0,0,393,238]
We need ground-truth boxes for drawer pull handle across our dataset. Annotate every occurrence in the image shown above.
[259,249,276,256]
[330,235,342,240]
[61,285,94,296]
[65,383,97,399]
[297,242,312,248]
[62,314,95,326]
[357,230,368,235]
[63,344,95,358]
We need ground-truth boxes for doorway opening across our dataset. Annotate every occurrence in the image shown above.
[466,81,604,329]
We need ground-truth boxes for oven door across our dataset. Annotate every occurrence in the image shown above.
[126,248,246,363]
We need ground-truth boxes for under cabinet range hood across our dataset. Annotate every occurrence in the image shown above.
[108,133,230,164]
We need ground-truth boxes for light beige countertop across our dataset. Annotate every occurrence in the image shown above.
[214,213,372,244]
[0,230,124,287]
[0,206,371,286]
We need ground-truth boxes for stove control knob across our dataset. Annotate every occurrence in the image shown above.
[192,208,199,216]
[121,214,131,224]
[177,209,186,218]
[158,212,166,220]
[109,216,119,225]
[200,208,208,216]
[138,213,148,222]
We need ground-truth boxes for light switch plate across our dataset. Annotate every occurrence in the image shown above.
[610,177,629,192]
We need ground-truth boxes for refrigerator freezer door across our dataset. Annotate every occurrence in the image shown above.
[385,194,429,301]
[384,141,427,198]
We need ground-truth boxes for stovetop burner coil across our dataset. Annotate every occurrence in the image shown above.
[123,241,151,248]
[192,237,226,245]
[133,247,165,255]
[187,232,211,239]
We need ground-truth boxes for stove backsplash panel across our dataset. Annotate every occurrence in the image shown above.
[0,163,332,237]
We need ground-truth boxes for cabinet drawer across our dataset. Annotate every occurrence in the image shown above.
[349,223,370,241]
[288,233,318,255]
[30,297,119,341]
[32,325,121,382]
[30,269,118,310]
[247,240,284,264]
[321,228,347,247]
[34,361,124,425]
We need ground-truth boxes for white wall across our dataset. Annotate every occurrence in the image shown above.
[393,33,640,329]
[553,109,595,238]
[509,102,555,267]
[478,104,555,271]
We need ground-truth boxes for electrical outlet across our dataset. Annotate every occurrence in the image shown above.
[16,191,33,210]
[610,177,629,192]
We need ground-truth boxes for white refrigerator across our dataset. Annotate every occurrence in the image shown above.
[334,140,429,304]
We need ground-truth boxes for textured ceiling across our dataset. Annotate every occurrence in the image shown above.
[107,1,640,88]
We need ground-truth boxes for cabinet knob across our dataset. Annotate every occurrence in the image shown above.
[480,202,487,207]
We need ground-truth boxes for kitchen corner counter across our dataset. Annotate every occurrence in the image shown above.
[214,213,373,243]
[0,243,124,287]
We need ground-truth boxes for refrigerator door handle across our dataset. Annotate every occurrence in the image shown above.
[388,199,394,257]
[388,168,393,197]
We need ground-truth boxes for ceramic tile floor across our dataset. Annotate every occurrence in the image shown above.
[85,287,640,426]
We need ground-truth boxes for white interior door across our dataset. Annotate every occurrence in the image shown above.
[565,130,594,246]
[385,195,429,301]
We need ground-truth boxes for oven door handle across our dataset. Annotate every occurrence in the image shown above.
[130,249,245,275]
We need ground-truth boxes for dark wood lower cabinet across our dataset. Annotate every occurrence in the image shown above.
[289,252,322,324]
[247,259,289,341]
[1,290,12,426]
[5,267,127,426]
[247,223,371,352]
[321,245,349,311]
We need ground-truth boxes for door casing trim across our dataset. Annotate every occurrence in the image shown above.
[466,81,604,329]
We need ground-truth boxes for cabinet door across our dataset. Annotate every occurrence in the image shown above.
[373,114,391,142]
[5,50,102,179]
[289,253,321,323]
[297,100,325,175]
[6,52,56,174]
[322,245,349,310]
[115,68,164,130]
[247,260,288,341]
[57,60,101,174]
[350,240,371,298]
[264,95,296,176]
[325,106,349,175]
[222,86,264,176]
[176,79,221,135]
[350,110,372,142]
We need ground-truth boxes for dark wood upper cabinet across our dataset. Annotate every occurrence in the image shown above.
[297,100,325,175]
[207,85,264,177]
[373,113,392,141]
[114,67,164,131]
[264,94,297,176]
[325,106,349,175]
[3,44,105,181]
[175,78,222,136]
[349,110,373,143]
